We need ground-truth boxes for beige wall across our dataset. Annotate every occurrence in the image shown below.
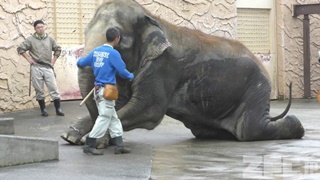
[276,0,320,98]
[137,0,237,38]
[1,0,320,114]
[0,1,48,112]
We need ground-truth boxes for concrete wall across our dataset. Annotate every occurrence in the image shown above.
[0,135,59,167]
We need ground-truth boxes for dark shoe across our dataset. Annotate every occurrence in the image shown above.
[113,136,130,154]
[114,146,131,154]
[38,99,48,117]
[54,99,65,116]
[83,145,104,155]
[83,136,103,155]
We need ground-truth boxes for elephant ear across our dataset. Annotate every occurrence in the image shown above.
[139,16,171,67]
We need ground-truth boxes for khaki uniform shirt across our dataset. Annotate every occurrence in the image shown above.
[17,33,61,65]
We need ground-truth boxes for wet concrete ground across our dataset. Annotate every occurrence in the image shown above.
[0,99,319,179]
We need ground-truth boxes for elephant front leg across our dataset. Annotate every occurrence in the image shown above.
[80,131,112,149]
[116,80,173,131]
[117,98,166,131]
[60,115,93,145]
[61,66,99,145]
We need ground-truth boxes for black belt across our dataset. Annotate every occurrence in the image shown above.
[36,61,54,69]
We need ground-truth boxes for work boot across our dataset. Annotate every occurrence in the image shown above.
[38,99,48,117]
[83,136,104,155]
[54,99,65,116]
[113,136,131,154]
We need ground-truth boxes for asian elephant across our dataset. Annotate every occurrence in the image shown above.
[61,0,304,146]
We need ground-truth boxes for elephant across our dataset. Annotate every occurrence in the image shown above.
[61,0,304,146]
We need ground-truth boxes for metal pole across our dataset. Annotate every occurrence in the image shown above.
[29,66,32,96]
[303,14,311,98]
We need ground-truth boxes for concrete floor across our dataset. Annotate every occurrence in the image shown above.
[0,99,319,180]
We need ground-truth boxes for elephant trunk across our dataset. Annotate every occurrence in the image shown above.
[77,21,114,122]
[117,95,165,131]
[78,67,98,122]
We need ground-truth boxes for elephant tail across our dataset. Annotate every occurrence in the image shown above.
[270,82,292,121]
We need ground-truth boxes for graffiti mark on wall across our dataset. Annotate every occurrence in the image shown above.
[255,53,272,64]
[60,45,84,65]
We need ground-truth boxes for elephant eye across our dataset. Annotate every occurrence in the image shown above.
[118,36,134,49]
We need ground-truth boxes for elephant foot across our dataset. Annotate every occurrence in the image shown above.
[60,126,86,145]
[264,115,305,140]
[282,115,305,139]
[80,132,111,149]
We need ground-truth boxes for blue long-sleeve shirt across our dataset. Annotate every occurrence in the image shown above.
[77,44,134,86]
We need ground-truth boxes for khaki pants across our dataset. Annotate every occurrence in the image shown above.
[31,64,60,100]
[89,87,123,139]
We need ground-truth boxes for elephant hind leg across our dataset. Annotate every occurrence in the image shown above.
[231,83,304,141]
[264,115,304,140]
[236,114,304,141]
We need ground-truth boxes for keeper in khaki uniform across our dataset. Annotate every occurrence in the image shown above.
[17,20,64,117]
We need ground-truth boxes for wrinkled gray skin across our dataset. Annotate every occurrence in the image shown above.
[61,0,304,146]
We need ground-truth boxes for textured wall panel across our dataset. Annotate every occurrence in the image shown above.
[0,0,48,113]
[276,0,320,98]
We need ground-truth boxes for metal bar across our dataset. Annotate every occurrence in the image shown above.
[292,4,320,17]
[303,15,311,98]
[29,66,32,96]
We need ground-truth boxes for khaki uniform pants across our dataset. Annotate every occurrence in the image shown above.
[89,87,123,139]
[31,64,60,100]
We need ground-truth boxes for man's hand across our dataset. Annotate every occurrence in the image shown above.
[30,61,37,65]
[51,56,58,66]
[21,52,36,65]
[28,59,37,65]
[75,46,84,58]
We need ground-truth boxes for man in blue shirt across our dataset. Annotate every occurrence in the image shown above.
[77,27,134,155]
